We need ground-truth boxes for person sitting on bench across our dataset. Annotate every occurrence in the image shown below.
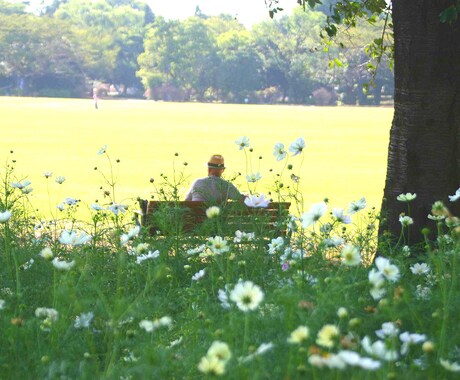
[185,154,244,203]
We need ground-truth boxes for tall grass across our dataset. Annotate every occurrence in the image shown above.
[0,136,459,379]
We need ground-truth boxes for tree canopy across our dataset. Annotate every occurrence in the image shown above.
[287,0,460,245]
[0,0,392,104]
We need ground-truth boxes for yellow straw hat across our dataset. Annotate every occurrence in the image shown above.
[207,154,226,169]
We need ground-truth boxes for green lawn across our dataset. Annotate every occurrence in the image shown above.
[0,96,393,217]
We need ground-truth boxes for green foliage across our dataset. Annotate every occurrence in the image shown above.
[0,14,86,93]
[0,0,26,15]
[439,1,460,24]
[54,0,148,87]
[0,1,393,104]
[296,0,393,93]
[138,5,393,104]
[0,142,459,379]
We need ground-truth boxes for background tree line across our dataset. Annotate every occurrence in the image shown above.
[0,0,393,105]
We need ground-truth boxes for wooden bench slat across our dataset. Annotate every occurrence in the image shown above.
[138,200,291,237]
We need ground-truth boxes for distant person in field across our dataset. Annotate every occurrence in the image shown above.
[185,154,244,203]
[93,88,99,109]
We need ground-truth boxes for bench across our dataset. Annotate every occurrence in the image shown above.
[137,199,291,238]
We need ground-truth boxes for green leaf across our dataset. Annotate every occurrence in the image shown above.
[325,24,337,37]
[439,6,458,23]
[307,0,321,9]
[334,58,343,67]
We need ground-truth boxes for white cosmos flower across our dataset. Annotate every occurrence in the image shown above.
[253,342,274,356]
[153,316,172,329]
[43,171,53,178]
[287,325,310,344]
[337,350,361,366]
[55,176,66,184]
[120,225,141,245]
[65,197,78,205]
[206,206,220,218]
[448,188,460,202]
[239,342,274,363]
[410,262,431,275]
[370,286,387,300]
[273,142,287,161]
[198,355,226,375]
[187,244,206,255]
[90,203,104,211]
[397,193,417,202]
[300,202,327,228]
[402,245,411,257]
[52,257,76,271]
[337,307,348,318]
[139,316,172,332]
[136,250,160,264]
[21,186,33,194]
[139,320,155,332]
[361,336,398,361]
[108,203,127,215]
[120,235,130,246]
[289,137,306,156]
[428,214,445,221]
[246,172,262,182]
[192,269,206,281]
[440,359,460,372]
[375,257,400,282]
[316,324,340,348]
[368,268,386,300]
[324,236,345,247]
[20,258,34,270]
[235,136,250,150]
[98,145,107,155]
[207,236,230,254]
[287,215,299,232]
[0,210,12,223]
[338,350,383,370]
[399,215,414,226]
[74,311,94,329]
[39,247,54,260]
[169,336,183,348]
[347,197,366,214]
[376,322,399,339]
[368,268,385,288]
[128,225,141,238]
[399,332,426,355]
[340,245,361,266]
[35,307,59,321]
[308,353,346,369]
[233,230,255,243]
[207,341,232,363]
[11,180,31,189]
[357,357,381,370]
[332,208,352,224]
[229,280,264,312]
[244,194,270,208]
[268,236,284,254]
[218,288,231,309]
[59,230,92,246]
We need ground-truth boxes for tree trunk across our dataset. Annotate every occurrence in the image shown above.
[379,1,460,244]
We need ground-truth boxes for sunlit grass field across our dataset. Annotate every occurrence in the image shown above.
[1,96,392,217]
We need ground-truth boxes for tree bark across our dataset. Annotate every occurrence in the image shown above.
[379,1,460,244]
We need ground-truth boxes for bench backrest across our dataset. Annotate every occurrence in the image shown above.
[138,200,291,237]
